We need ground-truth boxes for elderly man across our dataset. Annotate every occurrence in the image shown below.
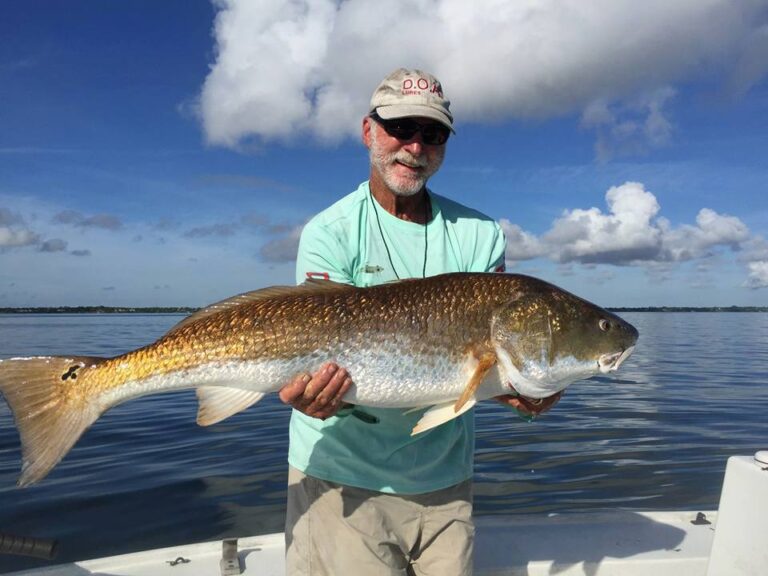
[279,68,560,576]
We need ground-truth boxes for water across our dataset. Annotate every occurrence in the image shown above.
[1,312,767,572]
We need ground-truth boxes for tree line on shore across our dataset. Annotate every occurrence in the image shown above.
[0,306,766,314]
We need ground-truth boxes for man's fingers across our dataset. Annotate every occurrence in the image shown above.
[302,363,338,402]
[518,391,563,415]
[278,362,355,419]
[494,391,563,417]
[279,373,311,404]
[314,367,349,407]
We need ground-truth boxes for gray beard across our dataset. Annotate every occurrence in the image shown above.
[369,129,444,197]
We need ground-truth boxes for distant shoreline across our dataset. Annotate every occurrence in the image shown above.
[0,307,198,314]
[0,306,766,314]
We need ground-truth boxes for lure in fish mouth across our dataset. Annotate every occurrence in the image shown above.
[598,346,635,373]
[0,272,638,487]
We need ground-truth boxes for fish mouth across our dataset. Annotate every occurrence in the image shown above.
[598,346,635,373]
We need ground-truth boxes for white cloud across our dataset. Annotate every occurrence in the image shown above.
[500,181,767,289]
[545,182,663,264]
[744,261,768,289]
[740,236,768,289]
[500,219,546,262]
[0,226,39,248]
[199,0,338,146]
[0,207,40,248]
[660,208,750,262]
[199,0,768,148]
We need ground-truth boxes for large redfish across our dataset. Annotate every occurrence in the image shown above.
[0,273,638,487]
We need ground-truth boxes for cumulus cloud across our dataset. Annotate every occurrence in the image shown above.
[545,182,663,264]
[0,207,40,248]
[199,0,768,150]
[0,226,39,248]
[503,181,767,288]
[660,208,750,262]
[740,236,768,289]
[744,261,768,289]
[499,220,546,262]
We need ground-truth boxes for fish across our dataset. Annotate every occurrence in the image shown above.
[0,272,638,487]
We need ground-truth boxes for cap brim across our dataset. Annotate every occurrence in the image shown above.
[374,104,455,133]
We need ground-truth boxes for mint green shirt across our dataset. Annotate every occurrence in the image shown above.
[289,181,506,494]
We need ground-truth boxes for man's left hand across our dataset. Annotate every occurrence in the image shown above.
[494,391,563,419]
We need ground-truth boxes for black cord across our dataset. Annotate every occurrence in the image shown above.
[370,190,429,280]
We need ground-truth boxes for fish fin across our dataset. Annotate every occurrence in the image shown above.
[412,398,477,435]
[0,356,107,487]
[454,350,497,412]
[302,278,355,290]
[402,406,430,416]
[196,387,265,426]
[165,281,357,336]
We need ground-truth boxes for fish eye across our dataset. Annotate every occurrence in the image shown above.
[599,319,611,332]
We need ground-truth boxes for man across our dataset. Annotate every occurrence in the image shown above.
[279,68,560,575]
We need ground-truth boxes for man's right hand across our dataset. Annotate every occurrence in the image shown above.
[278,362,353,420]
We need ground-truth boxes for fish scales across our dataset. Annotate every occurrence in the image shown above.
[0,272,639,486]
[60,277,490,402]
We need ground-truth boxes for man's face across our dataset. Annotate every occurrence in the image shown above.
[366,117,446,197]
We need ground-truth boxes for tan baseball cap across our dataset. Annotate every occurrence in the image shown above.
[369,68,454,132]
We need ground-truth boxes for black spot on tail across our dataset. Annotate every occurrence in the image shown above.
[61,365,80,381]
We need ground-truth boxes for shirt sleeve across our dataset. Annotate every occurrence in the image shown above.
[487,223,507,273]
[295,218,355,286]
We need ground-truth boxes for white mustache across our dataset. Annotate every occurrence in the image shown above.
[392,153,428,168]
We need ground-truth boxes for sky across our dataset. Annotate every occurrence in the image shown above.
[1,0,767,308]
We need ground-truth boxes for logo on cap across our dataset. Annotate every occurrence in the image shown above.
[401,77,444,98]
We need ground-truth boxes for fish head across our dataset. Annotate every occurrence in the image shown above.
[491,286,638,400]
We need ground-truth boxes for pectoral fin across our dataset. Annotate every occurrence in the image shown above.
[454,350,497,412]
[196,387,265,426]
[412,399,477,435]
[411,350,497,435]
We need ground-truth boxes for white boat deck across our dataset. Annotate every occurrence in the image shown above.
[7,510,717,576]
[7,454,768,576]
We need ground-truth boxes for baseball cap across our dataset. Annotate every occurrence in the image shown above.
[369,68,454,132]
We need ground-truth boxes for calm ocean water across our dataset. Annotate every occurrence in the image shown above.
[1,312,767,572]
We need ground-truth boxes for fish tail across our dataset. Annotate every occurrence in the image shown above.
[0,356,106,487]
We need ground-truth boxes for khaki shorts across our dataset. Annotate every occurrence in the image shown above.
[285,467,474,576]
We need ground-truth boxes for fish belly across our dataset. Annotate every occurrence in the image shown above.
[110,345,503,409]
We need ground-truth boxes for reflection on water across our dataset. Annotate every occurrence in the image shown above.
[1,312,767,571]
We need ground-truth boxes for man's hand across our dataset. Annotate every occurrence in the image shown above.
[279,362,353,420]
[495,391,563,419]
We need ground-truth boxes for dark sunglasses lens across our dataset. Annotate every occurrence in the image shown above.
[383,120,419,140]
[420,125,450,145]
[375,115,449,145]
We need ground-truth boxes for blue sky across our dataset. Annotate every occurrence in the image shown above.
[1,0,767,308]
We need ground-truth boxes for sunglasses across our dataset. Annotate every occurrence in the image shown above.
[370,113,451,145]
